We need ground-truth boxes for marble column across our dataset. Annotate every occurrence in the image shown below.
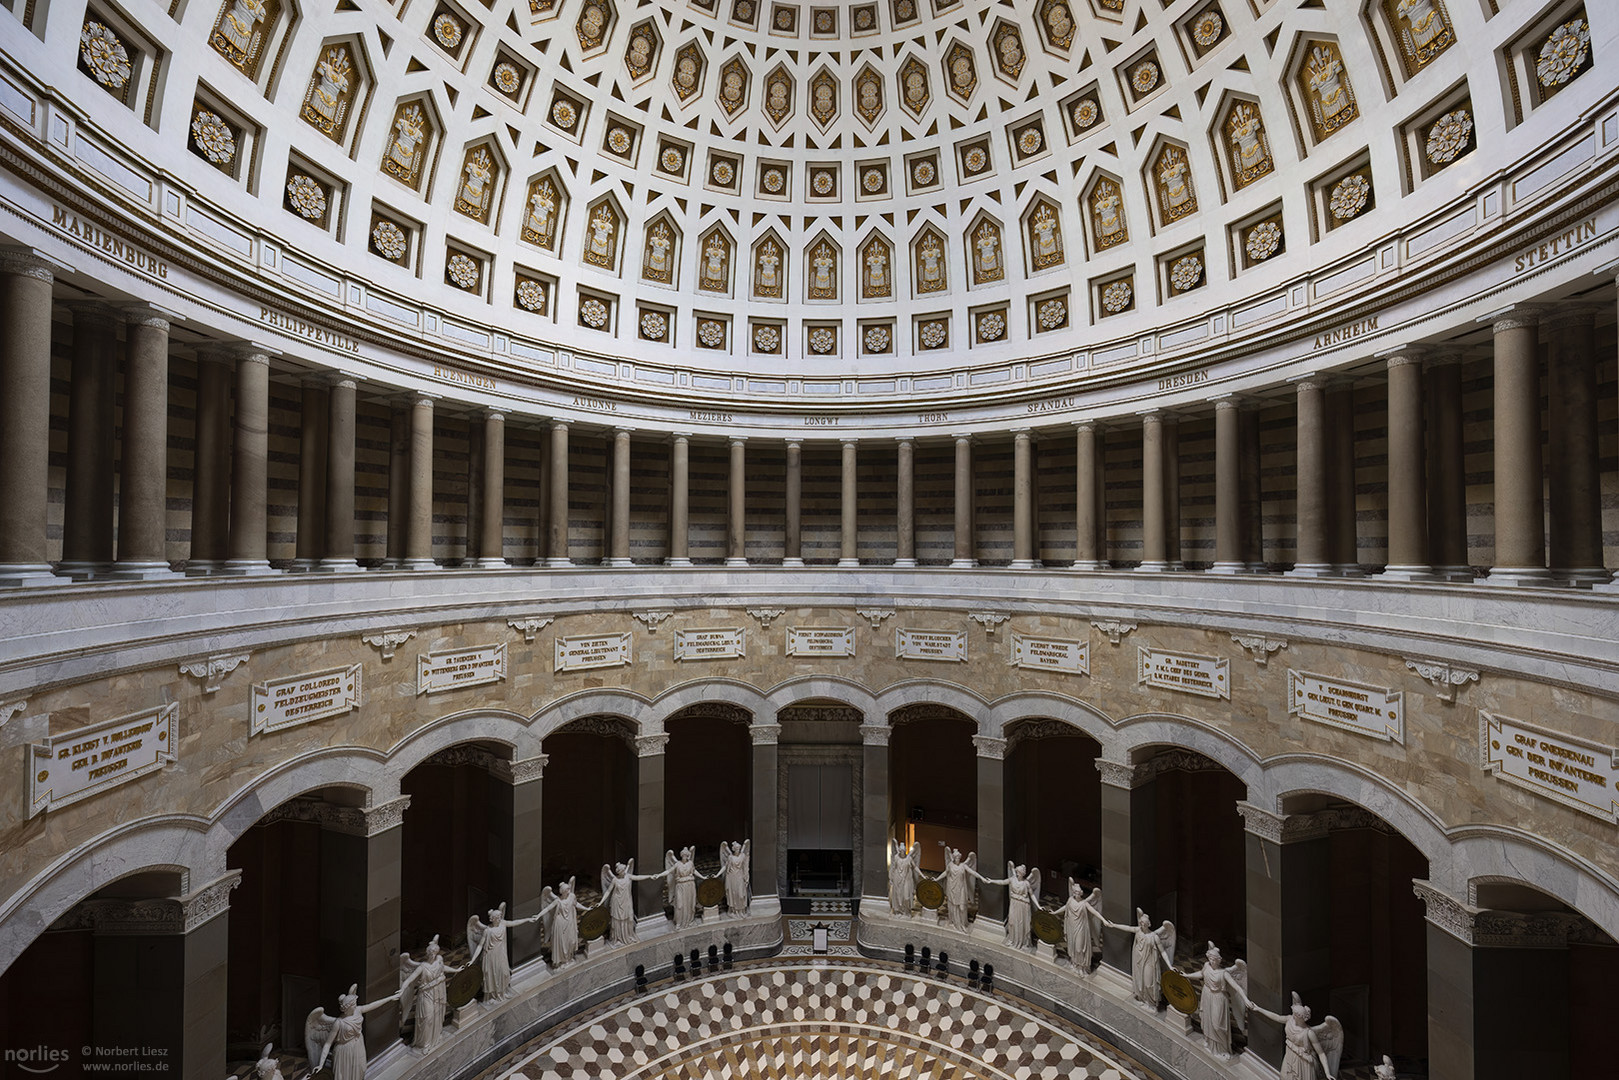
[1011,431,1035,569]
[402,392,436,570]
[1288,376,1334,576]
[634,735,667,913]
[1137,411,1168,572]
[489,757,547,963]
[1425,355,1471,581]
[474,410,508,568]
[607,427,633,567]
[859,725,890,906]
[951,435,976,567]
[59,301,118,579]
[1544,309,1606,584]
[894,438,916,567]
[223,349,275,574]
[667,434,691,566]
[1096,759,1155,973]
[1415,881,1478,1080]
[1483,307,1552,585]
[186,351,232,575]
[1239,403,1266,571]
[1163,414,1183,570]
[783,440,803,567]
[316,375,361,571]
[750,725,780,901]
[546,422,571,567]
[839,438,859,567]
[1327,384,1361,575]
[1210,398,1245,573]
[293,380,330,571]
[1382,348,1433,580]
[727,436,748,566]
[0,250,57,586]
[1074,421,1105,569]
[109,307,177,578]
[973,736,1007,924]
[175,876,235,1080]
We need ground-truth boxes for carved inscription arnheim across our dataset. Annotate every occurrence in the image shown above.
[262,308,363,353]
[1314,315,1377,350]
[50,205,168,278]
[1481,712,1619,823]
[29,704,177,818]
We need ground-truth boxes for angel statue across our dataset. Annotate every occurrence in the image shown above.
[1050,880,1103,973]
[1106,907,1175,1008]
[250,1042,283,1080]
[601,860,665,944]
[466,902,543,1003]
[399,935,467,1052]
[930,848,979,932]
[1185,942,1249,1058]
[888,839,923,917]
[720,840,751,915]
[304,984,400,1080]
[1374,1055,1397,1080]
[1249,991,1343,1080]
[977,862,1040,948]
[664,847,707,929]
[538,877,587,969]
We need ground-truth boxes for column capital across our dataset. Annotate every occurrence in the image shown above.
[495,754,548,785]
[840,435,861,446]
[783,437,802,449]
[1287,371,1334,392]
[1413,879,1479,944]
[1478,303,1548,333]
[1011,428,1033,441]
[224,342,278,367]
[0,246,65,281]
[120,303,181,331]
[61,298,119,326]
[1094,758,1147,789]
[323,370,363,390]
[894,434,915,446]
[951,432,975,444]
[481,407,506,422]
[1375,343,1433,369]
[179,871,243,932]
[612,425,635,438]
[1134,406,1164,419]
[1071,418,1098,432]
[749,723,782,746]
[408,390,440,405]
[858,723,891,747]
[1538,303,1602,334]
[971,735,1007,760]
[728,434,748,446]
[635,733,669,757]
[548,418,570,432]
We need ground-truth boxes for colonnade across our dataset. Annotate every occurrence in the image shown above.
[1,250,1615,585]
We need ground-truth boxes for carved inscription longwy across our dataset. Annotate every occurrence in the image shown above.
[1287,669,1403,743]
[786,627,857,657]
[1009,633,1089,675]
[556,632,633,672]
[1137,647,1230,699]
[1481,712,1619,823]
[252,664,362,735]
[29,704,178,818]
[417,644,506,695]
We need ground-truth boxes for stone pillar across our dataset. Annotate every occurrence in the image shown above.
[783,440,803,567]
[1383,348,1434,579]
[223,349,275,574]
[1425,356,1471,581]
[0,250,57,586]
[1327,384,1361,575]
[1137,411,1168,572]
[546,422,571,566]
[1239,403,1266,571]
[1074,421,1104,569]
[186,352,232,575]
[727,436,748,566]
[313,375,361,571]
[667,433,691,566]
[750,725,781,901]
[634,735,667,913]
[59,301,119,578]
[293,381,330,571]
[608,427,633,567]
[1211,398,1244,573]
[894,438,916,567]
[1483,307,1552,585]
[951,435,976,567]
[175,875,236,1080]
[489,757,547,963]
[859,725,891,905]
[1415,881,1478,1080]
[839,438,859,567]
[1288,376,1334,576]
[1544,309,1606,584]
[973,736,1007,924]
[402,392,436,570]
[474,410,508,568]
[1096,759,1155,973]
[109,307,177,578]
[1163,414,1183,570]
[1010,430,1034,569]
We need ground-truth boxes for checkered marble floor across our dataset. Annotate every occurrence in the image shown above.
[787,919,851,941]
[493,961,1156,1080]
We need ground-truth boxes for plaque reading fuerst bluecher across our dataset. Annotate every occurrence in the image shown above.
[896,628,967,662]
[252,664,362,735]
[418,643,507,695]
[28,704,178,818]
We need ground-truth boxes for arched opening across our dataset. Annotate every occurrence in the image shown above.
[664,703,752,868]
[1004,719,1102,896]
[540,717,638,889]
[888,705,977,880]
[398,743,508,952]
[778,702,863,900]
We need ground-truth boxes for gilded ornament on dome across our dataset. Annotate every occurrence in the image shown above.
[1017,126,1043,156]
[992,24,1026,80]
[914,229,948,294]
[433,13,464,49]
[808,327,836,354]
[861,167,885,194]
[753,238,784,298]
[446,253,479,290]
[210,0,278,78]
[492,62,521,94]
[711,158,737,186]
[855,69,884,125]
[970,220,1004,285]
[583,202,620,268]
[863,325,892,352]
[522,178,561,249]
[1425,108,1473,165]
[963,145,989,174]
[381,101,432,188]
[762,167,786,194]
[1536,18,1590,90]
[1071,97,1100,131]
[1223,101,1273,189]
[606,126,632,155]
[1244,219,1281,262]
[697,320,726,347]
[1384,0,1454,76]
[455,146,498,222]
[753,324,781,352]
[809,70,839,126]
[643,220,676,284]
[698,229,732,292]
[515,278,547,313]
[1036,298,1067,330]
[764,70,794,124]
[285,174,327,221]
[891,0,915,23]
[640,311,668,340]
[911,158,937,186]
[1100,279,1132,314]
[732,0,756,23]
[807,240,838,299]
[550,98,578,129]
[575,0,612,50]
[813,8,834,33]
[1089,178,1128,250]
[717,58,749,117]
[1152,144,1197,223]
[1329,174,1371,221]
[81,20,132,91]
[1130,59,1160,96]
[860,235,893,298]
[1299,42,1358,140]
[1096,0,1123,11]
[977,311,1005,342]
[1026,201,1064,270]
[1040,0,1074,50]
[624,25,657,79]
[659,145,685,173]
[529,0,555,15]
[579,298,609,328]
[943,42,978,102]
[919,320,947,349]
[1169,254,1203,292]
[301,45,356,141]
[853,5,875,31]
[190,109,237,167]
[772,5,794,32]
[898,57,930,117]
[811,170,835,197]
[371,219,408,261]
[671,44,705,102]
[1191,9,1223,49]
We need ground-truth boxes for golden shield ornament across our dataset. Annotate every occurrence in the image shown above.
[916,878,945,910]
[578,905,610,941]
[1032,909,1064,945]
[697,877,727,908]
[447,963,482,1008]
[1162,968,1199,1015]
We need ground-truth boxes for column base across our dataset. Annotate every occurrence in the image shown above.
[399,557,437,570]
[1335,564,1368,577]
[725,557,751,567]
[543,557,575,568]
[1484,566,1557,587]
[1166,561,1186,571]
[1380,565,1438,582]
[105,561,180,581]
[1134,561,1170,573]
[312,558,362,573]
[1207,561,1248,574]
[665,557,692,567]
[184,560,224,576]
[218,559,278,575]
[781,557,804,567]
[0,563,60,587]
[286,558,321,572]
[604,557,634,568]
[1553,567,1612,587]
[1285,563,1338,578]
[892,558,917,568]
[1593,574,1619,594]
[472,557,512,569]
[836,558,859,567]
[1432,564,1476,582]
[53,561,106,581]
[1073,560,1110,571]
[1009,559,1036,569]
[1245,561,1270,573]
[949,558,978,568]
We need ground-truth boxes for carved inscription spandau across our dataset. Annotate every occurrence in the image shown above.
[29,704,177,817]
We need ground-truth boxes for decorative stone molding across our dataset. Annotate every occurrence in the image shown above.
[1472,909,1601,948]
[1090,620,1137,645]
[1005,719,1083,754]
[858,724,891,747]
[856,607,895,630]
[778,705,865,724]
[1414,880,1477,944]
[180,872,242,932]
[554,715,637,745]
[971,735,1007,760]
[260,794,412,837]
[670,701,752,724]
[88,899,186,936]
[121,304,174,331]
[0,247,57,281]
[889,703,969,726]
[1139,748,1225,782]
[750,724,782,746]
[1236,802,1287,843]
[178,651,251,693]
[0,700,25,729]
[424,745,506,774]
[508,616,554,643]
[362,629,416,660]
[1484,304,1545,334]
[498,755,549,785]
[969,612,1010,635]
[747,608,787,628]
[1238,801,1390,843]
[1094,759,1146,789]
[636,734,670,757]
[633,610,674,631]
[1231,634,1287,666]
[1404,658,1479,704]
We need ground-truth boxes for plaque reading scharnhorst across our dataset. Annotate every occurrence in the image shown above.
[786,627,857,657]
[1137,647,1230,699]
[1010,633,1089,675]
[1288,670,1403,743]
[28,704,178,818]
[556,632,633,672]
[674,627,747,661]
[253,664,362,735]
[418,643,507,695]
[1481,712,1619,823]
[896,629,968,662]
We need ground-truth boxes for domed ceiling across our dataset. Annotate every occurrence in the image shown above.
[63,0,1601,373]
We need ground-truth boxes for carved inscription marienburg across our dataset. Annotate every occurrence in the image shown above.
[29,704,177,818]
[1481,712,1619,823]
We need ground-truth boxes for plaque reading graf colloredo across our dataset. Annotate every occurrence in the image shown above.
[252,664,362,735]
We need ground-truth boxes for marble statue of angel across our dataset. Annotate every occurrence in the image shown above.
[601,859,664,944]
[930,848,979,932]
[399,934,467,1052]
[664,847,707,929]
[1374,1055,1397,1080]
[1050,880,1103,973]
[888,839,923,917]
[466,902,542,1002]
[1185,941,1249,1057]
[1249,991,1343,1080]
[977,861,1040,948]
[1106,907,1175,1008]
[720,840,751,915]
[304,984,400,1080]
[538,877,586,969]
[251,1042,283,1080]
